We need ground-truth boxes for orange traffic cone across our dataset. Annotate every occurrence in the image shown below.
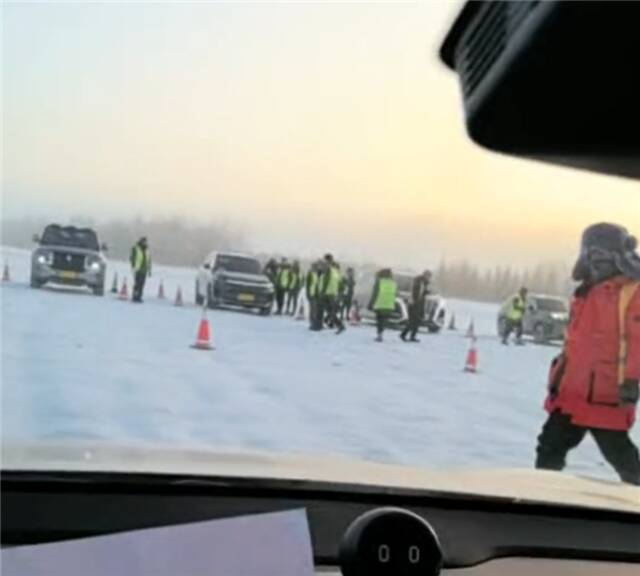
[118,278,129,300]
[174,286,184,307]
[157,280,165,299]
[110,273,119,293]
[464,340,478,373]
[466,319,475,339]
[296,300,305,320]
[448,313,456,331]
[191,309,214,350]
[2,263,10,282]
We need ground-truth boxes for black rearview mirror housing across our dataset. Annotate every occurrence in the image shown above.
[440,1,640,180]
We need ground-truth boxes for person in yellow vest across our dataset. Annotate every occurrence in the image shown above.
[501,286,528,345]
[319,254,345,334]
[286,260,303,316]
[306,261,322,331]
[368,268,397,342]
[129,237,152,303]
[275,258,291,315]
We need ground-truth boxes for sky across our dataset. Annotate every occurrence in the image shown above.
[2,1,639,269]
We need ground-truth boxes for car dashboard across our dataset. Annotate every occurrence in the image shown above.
[2,469,639,575]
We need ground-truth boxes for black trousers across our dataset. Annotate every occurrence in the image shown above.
[340,295,353,320]
[324,296,344,331]
[536,410,640,485]
[132,271,147,302]
[286,289,299,315]
[375,311,391,336]
[502,318,523,342]
[275,288,286,314]
[308,298,320,329]
[400,303,423,340]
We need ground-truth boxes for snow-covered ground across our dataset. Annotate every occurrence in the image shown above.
[2,245,636,481]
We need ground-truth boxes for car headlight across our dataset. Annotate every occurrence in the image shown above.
[36,252,53,265]
[86,257,103,271]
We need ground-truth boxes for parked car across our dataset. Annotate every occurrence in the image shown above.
[30,224,107,296]
[195,252,274,314]
[355,270,447,331]
[497,293,569,343]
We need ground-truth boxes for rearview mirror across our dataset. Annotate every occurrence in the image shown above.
[32,234,40,243]
[439,2,640,179]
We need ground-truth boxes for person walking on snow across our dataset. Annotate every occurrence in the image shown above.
[286,260,303,315]
[130,237,152,303]
[339,267,357,321]
[275,258,291,315]
[368,268,397,342]
[320,254,345,334]
[400,270,432,342]
[535,223,640,485]
[501,286,528,345]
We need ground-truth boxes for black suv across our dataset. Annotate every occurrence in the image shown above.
[195,252,274,314]
[31,224,107,296]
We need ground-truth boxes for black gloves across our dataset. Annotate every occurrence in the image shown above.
[620,379,639,405]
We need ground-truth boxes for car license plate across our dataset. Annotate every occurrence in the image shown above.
[58,271,78,279]
[238,293,255,302]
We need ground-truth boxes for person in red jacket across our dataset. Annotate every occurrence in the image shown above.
[535,223,640,485]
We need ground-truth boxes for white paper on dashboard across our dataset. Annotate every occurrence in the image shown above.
[1,508,314,576]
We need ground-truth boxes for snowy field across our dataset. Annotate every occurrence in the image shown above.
[2,245,637,482]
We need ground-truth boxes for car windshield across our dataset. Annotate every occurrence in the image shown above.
[2,2,639,506]
[216,256,261,275]
[40,226,100,251]
[535,298,567,313]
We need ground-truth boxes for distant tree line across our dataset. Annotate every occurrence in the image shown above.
[1,217,245,267]
[2,217,574,302]
[434,260,574,303]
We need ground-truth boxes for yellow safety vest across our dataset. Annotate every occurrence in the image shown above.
[325,267,340,296]
[374,278,397,311]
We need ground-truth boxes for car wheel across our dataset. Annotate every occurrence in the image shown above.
[533,323,546,344]
[259,306,272,316]
[92,283,105,296]
[30,276,42,289]
[195,281,204,306]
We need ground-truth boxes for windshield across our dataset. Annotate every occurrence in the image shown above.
[535,298,567,313]
[2,2,639,506]
[40,225,100,251]
[216,256,262,275]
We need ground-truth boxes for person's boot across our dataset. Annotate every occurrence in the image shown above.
[375,333,383,342]
[409,336,420,343]
[399,331,407,342]
[336,324,346,335]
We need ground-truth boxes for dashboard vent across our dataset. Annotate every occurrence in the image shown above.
[458,1,540,98]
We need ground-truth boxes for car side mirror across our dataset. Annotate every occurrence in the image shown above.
[203,263,211,270]
[32,234,40,243]
[101,243,108,252]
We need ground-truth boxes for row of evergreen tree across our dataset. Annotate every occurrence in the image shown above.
[433,260,573,303]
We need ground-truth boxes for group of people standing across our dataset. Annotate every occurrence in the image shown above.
[264,254,356,333]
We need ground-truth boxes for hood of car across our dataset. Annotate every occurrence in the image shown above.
[34,245,101,257]
[218,271,271,284]
[3,442,639,514]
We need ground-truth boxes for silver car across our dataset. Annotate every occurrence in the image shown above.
[31,224,107,296]
[498,293,569,344]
